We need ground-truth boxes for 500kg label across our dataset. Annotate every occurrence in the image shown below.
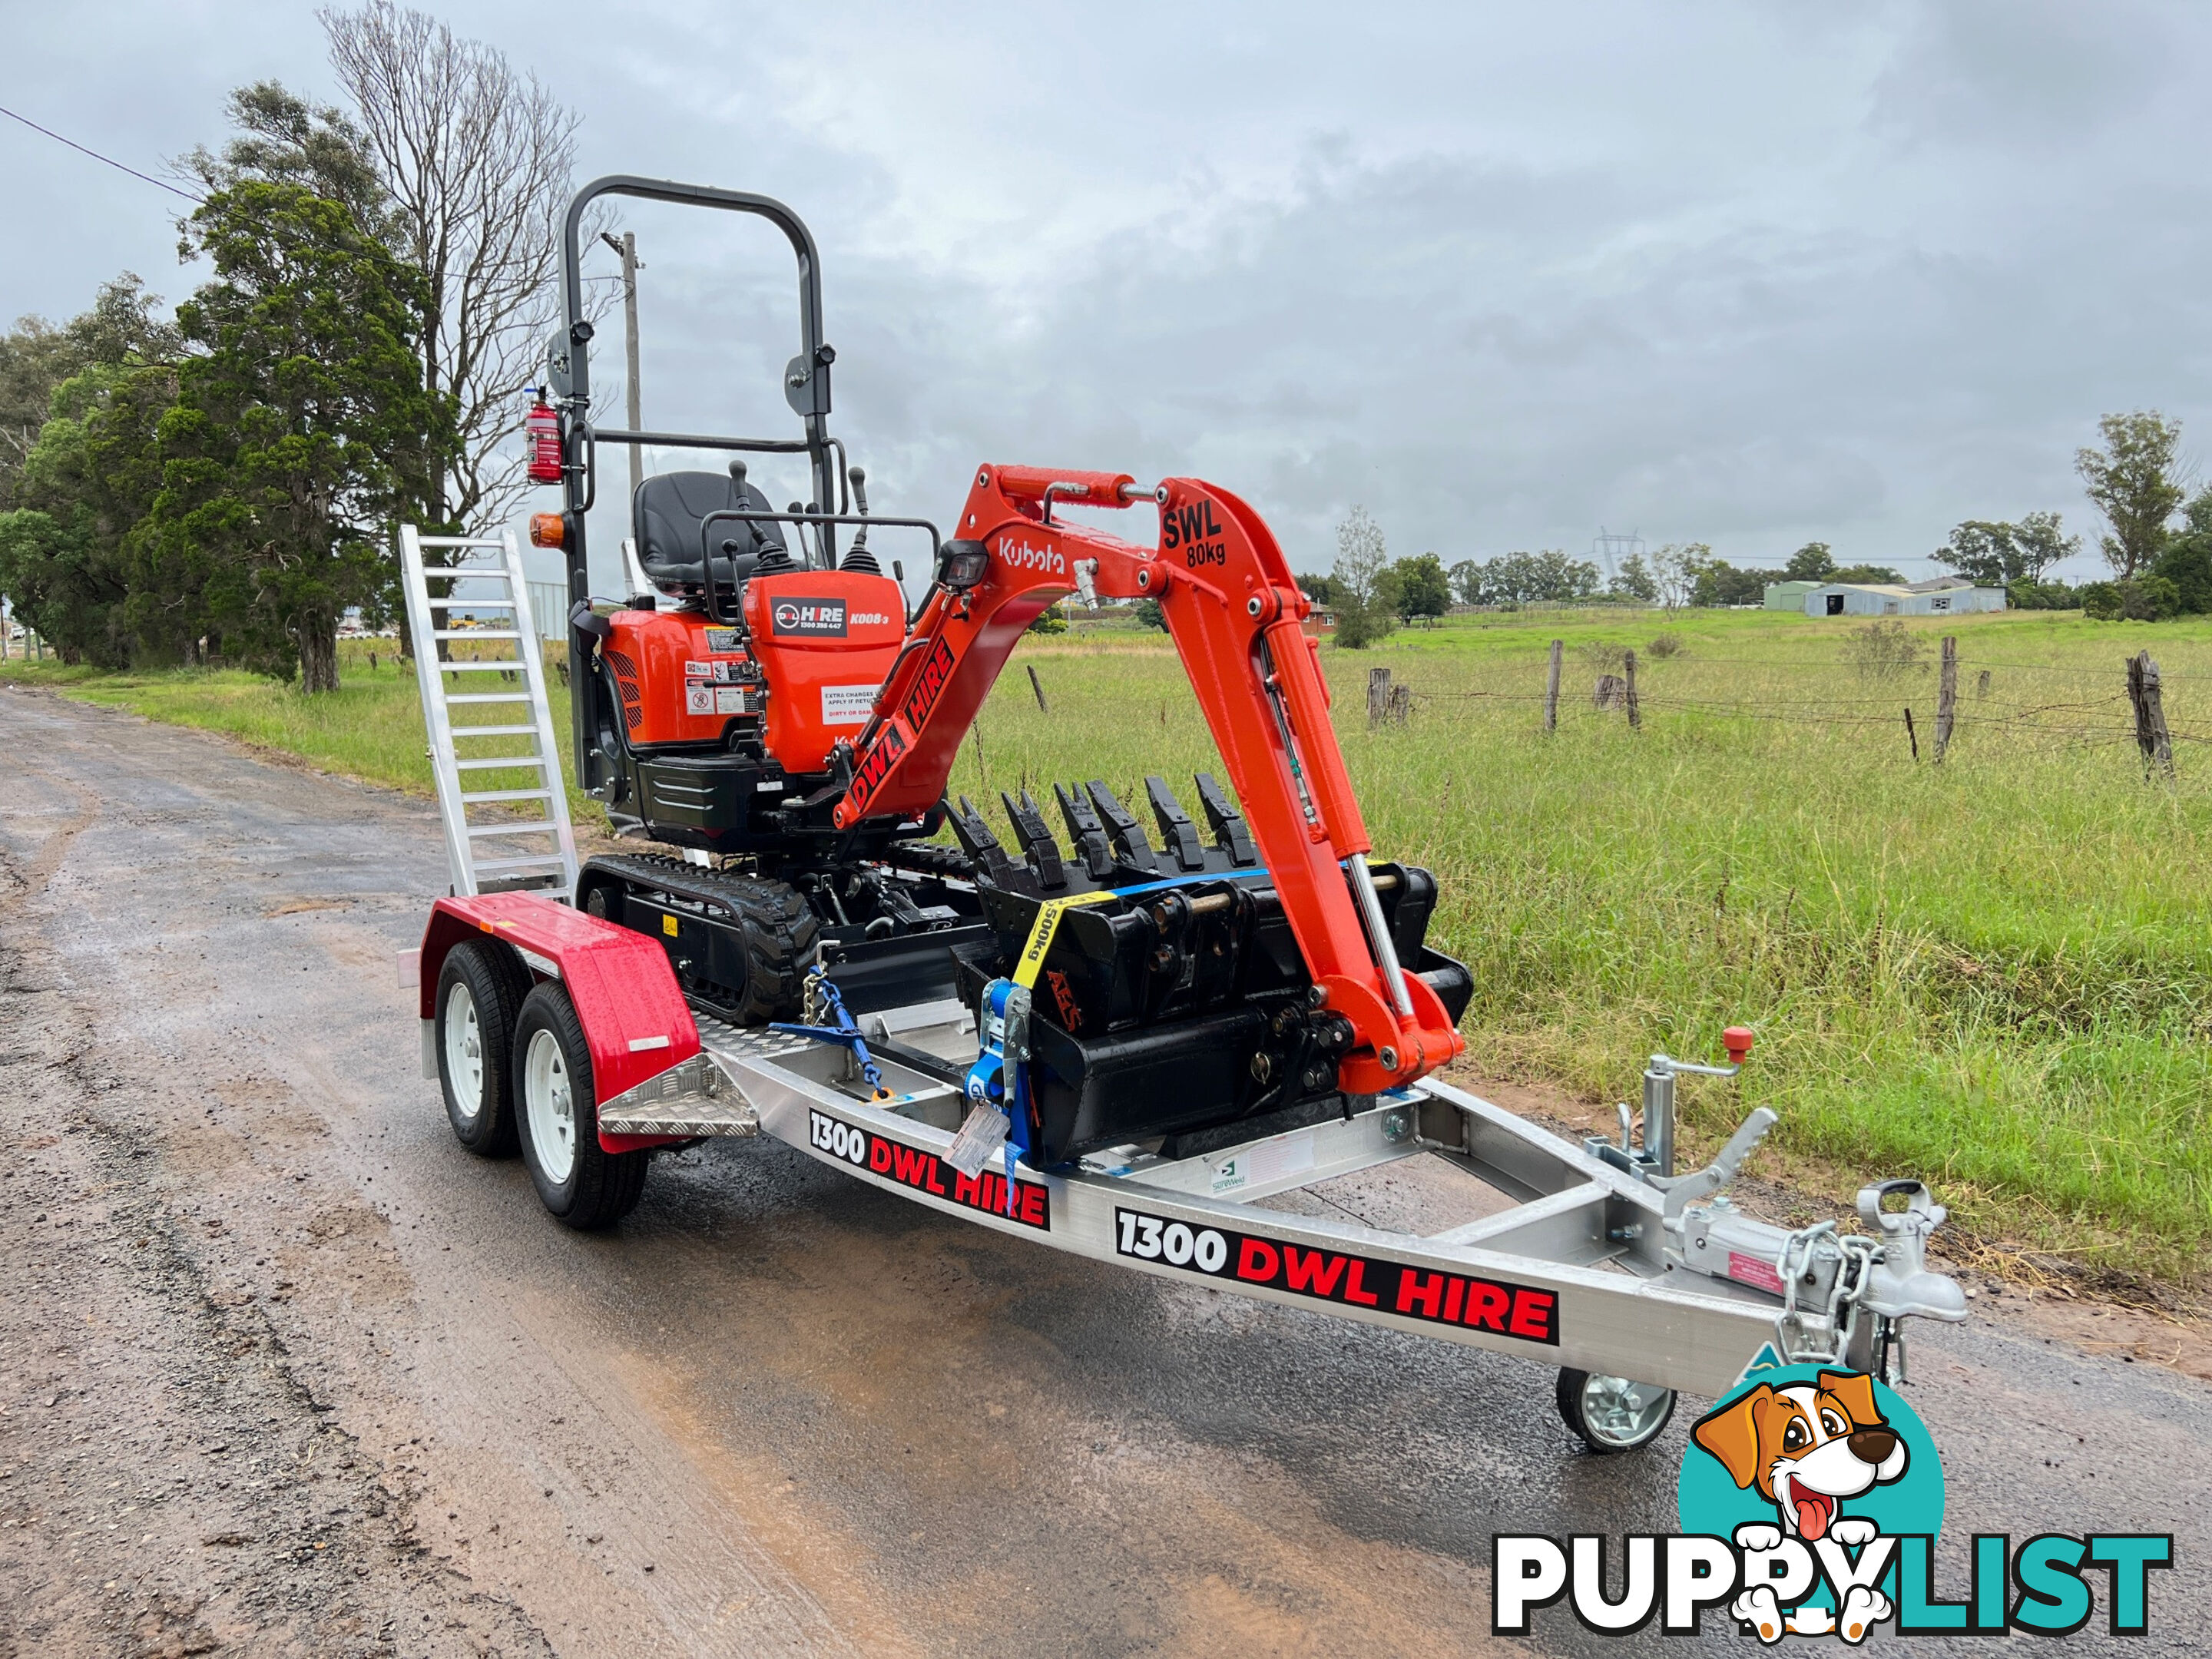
[1112,1207,1559,1344]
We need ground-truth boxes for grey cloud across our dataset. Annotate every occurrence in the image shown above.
[8,1,2212,589]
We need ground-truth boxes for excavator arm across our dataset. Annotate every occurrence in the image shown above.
[834,463,1465,1095]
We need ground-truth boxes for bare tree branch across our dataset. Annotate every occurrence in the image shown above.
[321,2,601,532]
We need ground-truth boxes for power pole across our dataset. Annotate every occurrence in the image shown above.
[601,230,644,508]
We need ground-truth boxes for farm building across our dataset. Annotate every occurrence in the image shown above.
[1803,575,2006,618]
[1763,580,1821,611]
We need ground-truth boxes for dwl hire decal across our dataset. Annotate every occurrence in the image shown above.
[1493,1361,2170,1641]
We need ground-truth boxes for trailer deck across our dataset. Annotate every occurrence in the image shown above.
[578,989,1820,1402]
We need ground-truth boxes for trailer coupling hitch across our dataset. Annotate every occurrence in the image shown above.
[1654,1104,1968,1382]
[770,969,895,1103]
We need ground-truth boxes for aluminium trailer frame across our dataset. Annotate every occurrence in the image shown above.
[417,892,1828,1408]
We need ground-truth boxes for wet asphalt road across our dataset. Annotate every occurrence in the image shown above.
[1,684,2207,1657]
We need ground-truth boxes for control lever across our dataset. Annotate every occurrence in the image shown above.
[849,465,872,551]
[1652,1106,1777,1227]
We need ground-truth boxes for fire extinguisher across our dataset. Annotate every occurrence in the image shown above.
[524,391,563,485]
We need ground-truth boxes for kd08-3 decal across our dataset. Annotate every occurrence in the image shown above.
[1112,1207,1558,1344]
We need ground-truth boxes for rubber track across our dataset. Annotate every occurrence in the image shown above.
[581,853,821,1024]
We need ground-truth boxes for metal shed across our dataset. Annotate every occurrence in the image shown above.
[1803,578,2007,618]
[1763,580,1820,611]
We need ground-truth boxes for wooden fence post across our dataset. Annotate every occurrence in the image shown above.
[1386,682,1412,724]
[1545,638,1562,732]
[1367,667,1392,727]
[1975,668,1992,698]
[1026,663,1049,713]
[1623,649,1641,730]
[2128,651,2174,778]
[1933,635,1957,763]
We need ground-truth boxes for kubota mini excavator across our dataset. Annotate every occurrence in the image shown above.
[531,176,1467,1169]
[407,175,1972,1441]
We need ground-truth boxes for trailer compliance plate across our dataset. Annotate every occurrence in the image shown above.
[810,1110,1049,1230]
[1113,1207,1559,1344]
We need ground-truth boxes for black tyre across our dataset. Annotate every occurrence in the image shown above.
[512,981,650,1230]
[433,941,530,1157]
[1555,1368,1676,1453]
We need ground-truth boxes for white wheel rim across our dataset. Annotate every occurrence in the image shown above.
[1581,1374,1672,1447]
[443,982,482,1121]
[525,1027,578,1184]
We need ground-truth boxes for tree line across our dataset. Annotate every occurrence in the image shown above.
[0,3,588,690]
[1303,409,2211,645]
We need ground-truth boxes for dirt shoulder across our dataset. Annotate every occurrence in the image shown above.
[0,764,551,1656]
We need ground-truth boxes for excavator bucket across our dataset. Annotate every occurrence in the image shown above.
[942,778,1471,1165]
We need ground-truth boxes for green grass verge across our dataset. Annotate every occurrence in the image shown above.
[8,607,2207,1283]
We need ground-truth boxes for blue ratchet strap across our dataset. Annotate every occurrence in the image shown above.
[771,969,894,1101]
[965,868,1273,1210]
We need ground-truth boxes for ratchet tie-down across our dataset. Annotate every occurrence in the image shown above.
[961,872,1271,1216]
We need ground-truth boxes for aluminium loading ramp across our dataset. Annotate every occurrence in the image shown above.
[399,525,579,901]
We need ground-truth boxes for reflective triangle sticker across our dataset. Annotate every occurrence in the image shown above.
[1731,1342,1788,1388]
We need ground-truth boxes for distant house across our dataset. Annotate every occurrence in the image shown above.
[1803,575,2006,618]
[1763,580,1821,611]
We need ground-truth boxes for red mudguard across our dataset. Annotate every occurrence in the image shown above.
[418,893,700,1152]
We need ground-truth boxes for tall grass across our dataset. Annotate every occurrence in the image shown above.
[960,610,2212,1283]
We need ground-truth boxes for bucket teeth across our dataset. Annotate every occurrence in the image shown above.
[1000,788,1068,889]
[1084,780,1157,873]
[1145,776,1207,871]
[947,794,1018,883]
[1055,783,1116,880]
[1192,772,1257,866]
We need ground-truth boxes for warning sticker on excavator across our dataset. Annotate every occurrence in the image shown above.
[820,684,876,724]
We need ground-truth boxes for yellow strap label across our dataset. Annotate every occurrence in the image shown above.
[1012,889,1119,989]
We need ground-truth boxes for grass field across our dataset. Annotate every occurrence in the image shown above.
[8,605,2209,1285]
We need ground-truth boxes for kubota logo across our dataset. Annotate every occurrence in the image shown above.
[999,538,1065,575]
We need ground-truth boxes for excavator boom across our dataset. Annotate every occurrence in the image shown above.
[835,464,1465,1095]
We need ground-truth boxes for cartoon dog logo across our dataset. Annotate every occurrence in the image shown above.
[1690,1369,1909,1643]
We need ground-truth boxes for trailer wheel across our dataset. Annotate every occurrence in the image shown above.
[512,982,651,1230]
[1555,1368,1676,1454]
[434,941,529,1157]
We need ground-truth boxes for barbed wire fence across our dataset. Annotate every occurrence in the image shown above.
[1363,640,2197,774]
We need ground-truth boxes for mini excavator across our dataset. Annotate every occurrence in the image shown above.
[409,175,1972,1437]
[531,177,1468,1169]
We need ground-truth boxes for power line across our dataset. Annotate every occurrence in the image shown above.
[0,102,204,204]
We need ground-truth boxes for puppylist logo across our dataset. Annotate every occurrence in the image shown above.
[1494,1361,2171,1641]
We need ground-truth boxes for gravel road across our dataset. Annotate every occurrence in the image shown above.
[2,684,2205,1657]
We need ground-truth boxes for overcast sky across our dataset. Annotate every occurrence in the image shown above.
[8,0,2210,587]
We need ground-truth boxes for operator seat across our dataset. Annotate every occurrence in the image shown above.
[632,469,789,606]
